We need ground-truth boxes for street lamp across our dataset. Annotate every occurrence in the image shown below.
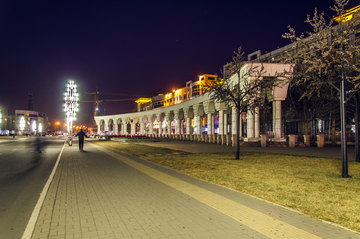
[63,79,79,146]
[56,121,60,133]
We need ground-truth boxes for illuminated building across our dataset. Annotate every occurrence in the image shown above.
[135,74,219,112]
[14,110,48,135]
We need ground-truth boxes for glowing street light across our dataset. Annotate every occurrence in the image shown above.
[63,80,79,145]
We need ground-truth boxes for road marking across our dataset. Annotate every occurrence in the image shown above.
[12,149,17,151]
[91,143,321,239]
[21,141,66,239]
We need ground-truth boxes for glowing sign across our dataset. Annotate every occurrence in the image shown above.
[32,120,37,132]
[19,116,25,130]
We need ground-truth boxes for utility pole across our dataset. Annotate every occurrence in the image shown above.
[83,86,142,127]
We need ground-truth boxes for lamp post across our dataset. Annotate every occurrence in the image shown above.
[64,80,79,146]
[56,121,60,133]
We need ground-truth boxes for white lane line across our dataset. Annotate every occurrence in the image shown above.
[21,141,66,239]
[12,149,17,151]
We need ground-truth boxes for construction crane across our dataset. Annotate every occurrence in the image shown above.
[82,86,142,124]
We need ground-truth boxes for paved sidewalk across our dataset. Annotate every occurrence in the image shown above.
[30,140,360,239]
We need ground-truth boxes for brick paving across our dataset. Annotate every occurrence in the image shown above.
[29,140,360,239]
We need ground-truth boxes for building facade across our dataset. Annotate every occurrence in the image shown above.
[95,63,291,146]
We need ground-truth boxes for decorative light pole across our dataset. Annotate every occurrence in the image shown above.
[64,80,79,146]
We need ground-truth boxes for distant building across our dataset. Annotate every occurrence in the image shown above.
[0,110,48,135]
[15,110,48,135]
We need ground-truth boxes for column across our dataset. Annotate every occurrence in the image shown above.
[186,117,191,139]
[212,113,215,143]
[156,114,162,137]
[140,117,145,135]
[218,110,224,144]
[104,119,109,132]
[113,123,118,135]
[275,100,283,141]
[273,101,276,140]
[149,118,153,136]
[174,111,182,139]
[247,109,254,139]
[131,120,135,135]
[176,120,181,137]
[207,113,212,142]
[180,119,184,135]
[196,116,201,140]
[211,114,214,134]
[165,112,171,138]
[183,107,193,141]
[255,107,260,138]
[123,123,127,135]
[167,119,171,138]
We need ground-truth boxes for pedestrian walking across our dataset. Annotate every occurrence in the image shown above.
[76,129,88,151]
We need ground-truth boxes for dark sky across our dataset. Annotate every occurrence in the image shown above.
[0,0,357,127]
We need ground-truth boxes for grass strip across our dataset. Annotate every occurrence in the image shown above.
[93,140,360,232]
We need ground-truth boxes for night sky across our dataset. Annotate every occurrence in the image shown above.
[0,0,357,127]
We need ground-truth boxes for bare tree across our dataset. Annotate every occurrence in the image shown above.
[206,47,284,159]
[282,0,360,176]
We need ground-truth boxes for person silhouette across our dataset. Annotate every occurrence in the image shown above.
[76,129,88,151]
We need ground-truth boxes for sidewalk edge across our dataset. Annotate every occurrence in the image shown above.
[21,141,66,239]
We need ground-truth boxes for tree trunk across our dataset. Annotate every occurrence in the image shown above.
[305,121,309,137]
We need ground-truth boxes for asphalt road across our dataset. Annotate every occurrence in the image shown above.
[0,136,65,239]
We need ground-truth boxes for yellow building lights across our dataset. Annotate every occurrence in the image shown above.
[135,98,152,104]
[334,4,360,23]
